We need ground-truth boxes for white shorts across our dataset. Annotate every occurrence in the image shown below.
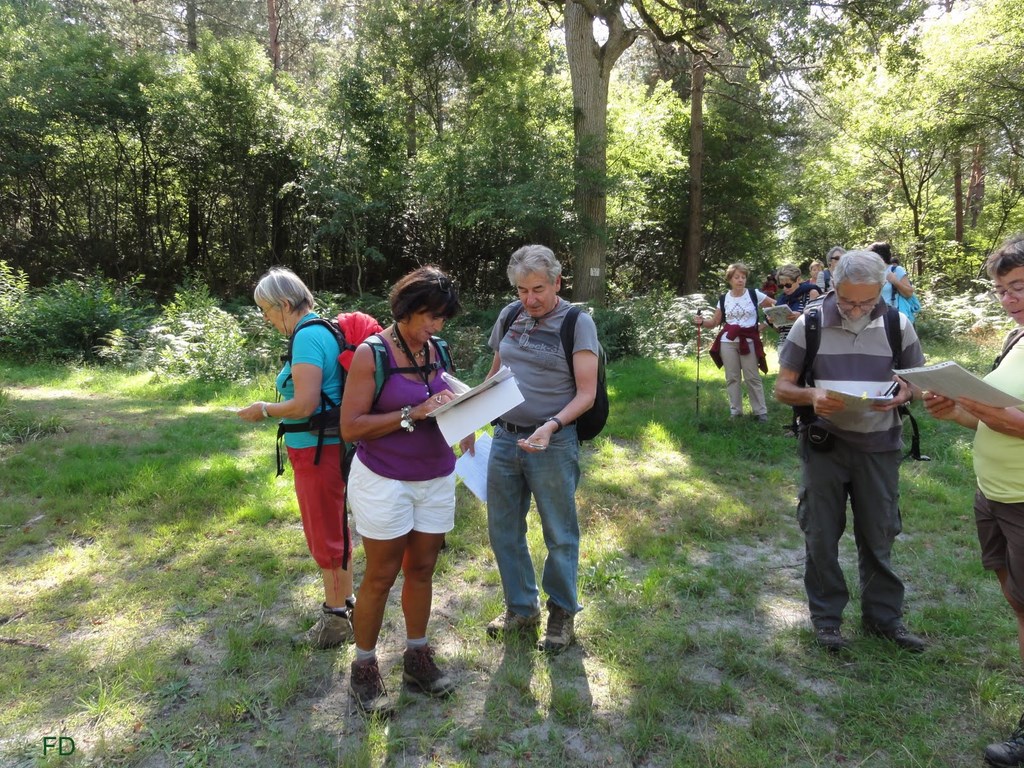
[348,453,456,540]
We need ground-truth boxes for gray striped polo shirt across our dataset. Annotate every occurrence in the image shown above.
[778,295,925,452]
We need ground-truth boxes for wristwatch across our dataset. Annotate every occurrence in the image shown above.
[400,405,416,432]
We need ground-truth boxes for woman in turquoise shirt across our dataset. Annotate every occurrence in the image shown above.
[239,267,354,649]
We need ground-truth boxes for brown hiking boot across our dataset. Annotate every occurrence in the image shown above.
[814,626,850,653]
[538,601,575,654]
[402,645,456,697]
[349,658,392,716]
[485,608,541,639]
[293,605,353,649]
[863,621,926,653]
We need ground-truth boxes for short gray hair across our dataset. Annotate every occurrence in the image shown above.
[507,244,561,286]
[254,267,314,313]
[826,246,845,262]
[777,264,801,282]
[832,250,886,287]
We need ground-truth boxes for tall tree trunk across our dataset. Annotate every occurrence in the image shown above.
[267,0,282,71]
[185,0,200,271]
[968,144,985,228]
[682,57,705,293]
[953,150,964,243]
[565,2,608,304]
[562,1,637,306]
[404,77,417,158]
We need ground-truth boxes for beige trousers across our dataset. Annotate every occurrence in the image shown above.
[718,341,767,417]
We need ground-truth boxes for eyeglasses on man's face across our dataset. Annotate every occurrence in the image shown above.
[991,280,1024,301]
[836,294,881,312]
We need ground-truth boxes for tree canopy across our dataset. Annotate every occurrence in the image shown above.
[1,0,1021,301]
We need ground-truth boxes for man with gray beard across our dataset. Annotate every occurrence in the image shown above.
[774,250,927,654]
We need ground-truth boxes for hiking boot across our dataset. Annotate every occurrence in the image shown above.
[350,658,392,716]
[486,608,541,639]
[756,413,769,423]
[293,604,353,649]
[814,626,850,653]
[986,713,1024,767]
[402,645,456,697]
[863,621,926,653]
[538,601,575,654]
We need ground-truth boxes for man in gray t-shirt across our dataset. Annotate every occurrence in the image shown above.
[483,245,598,655]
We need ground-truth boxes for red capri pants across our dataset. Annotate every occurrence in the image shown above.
[287,444,349,570]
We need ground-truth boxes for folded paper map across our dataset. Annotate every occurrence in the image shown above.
[817,380,896,412]
[429,366,525,444]
[893,361,1023,408]
[763,304,797,325]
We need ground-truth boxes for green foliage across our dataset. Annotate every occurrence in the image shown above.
[913,285,1013,348]
[0,273,151,363]
[103,282,256,382]
[0,260,29,344]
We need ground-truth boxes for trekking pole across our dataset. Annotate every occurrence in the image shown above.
[695,310,703,422]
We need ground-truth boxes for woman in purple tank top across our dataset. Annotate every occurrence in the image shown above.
[340,265,474,715]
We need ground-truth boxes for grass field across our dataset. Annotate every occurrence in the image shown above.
[2,332,1022,767]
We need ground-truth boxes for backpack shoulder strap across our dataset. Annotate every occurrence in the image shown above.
[718,293,726,316]
[283,316,337,362]
[884,306,903,368]
[501,301,524,338]
[994,327,1024,370]
[281,317,342,389]
[799,300,824,387]
[364,334,391,406]
[889,265,901,303]
[431,336,454,373]
[559,305,583,380]
[884,307,928,461]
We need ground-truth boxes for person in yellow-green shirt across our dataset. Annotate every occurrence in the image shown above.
[924,233,1024,768]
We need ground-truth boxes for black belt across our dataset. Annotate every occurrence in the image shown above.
[493,419,542,434]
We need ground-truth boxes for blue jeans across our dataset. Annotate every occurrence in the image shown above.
[486,424,582,616]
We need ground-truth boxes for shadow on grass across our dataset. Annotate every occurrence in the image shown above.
[0,383,348,760]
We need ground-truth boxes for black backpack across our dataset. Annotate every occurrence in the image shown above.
[796,299,927,461]
[500,301,609,441]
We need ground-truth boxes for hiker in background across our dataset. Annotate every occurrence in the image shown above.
[774,250,926,654]
[821,246,844,292]
[695,262,775,423]
[808,260,825,292]
[239,267,356,649]
[868,241,919,323]
[769,264,820,346]
[761,271,779,298]
[484,244,598,654]
[340,265,472,714]
[768,264,820,437]
[922,234,1024,768]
